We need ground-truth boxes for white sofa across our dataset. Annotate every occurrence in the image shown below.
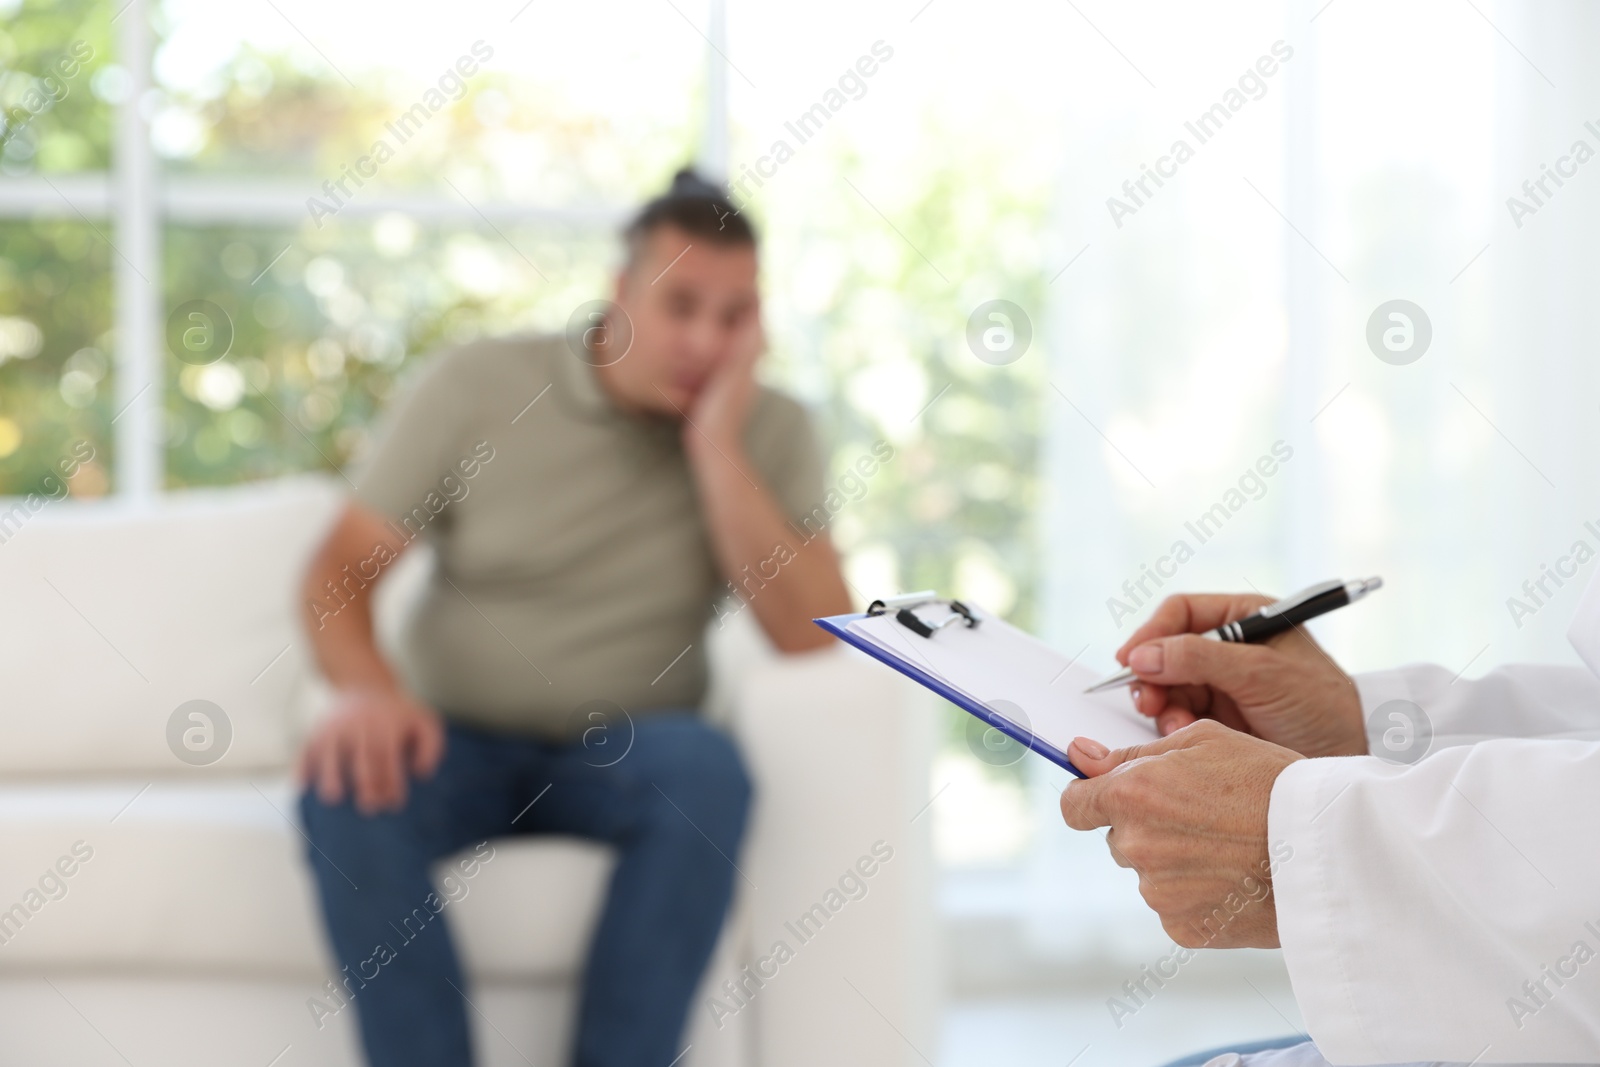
[0,477,939,1067]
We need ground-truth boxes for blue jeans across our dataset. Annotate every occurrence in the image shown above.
[299,712,752,1067]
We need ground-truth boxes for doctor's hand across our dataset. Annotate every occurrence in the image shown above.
[1117,592,1367,758]
[1061,721,1300,949]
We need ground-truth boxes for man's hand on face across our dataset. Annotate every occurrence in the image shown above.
[1060,721,1301,949]
[682,317,763,457]
[1117,593,1368,759]
[296,687,445,815]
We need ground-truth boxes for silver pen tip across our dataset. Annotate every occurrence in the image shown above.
[1083,670,1135,694]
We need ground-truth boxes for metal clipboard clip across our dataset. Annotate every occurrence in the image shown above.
[866,591,980,639]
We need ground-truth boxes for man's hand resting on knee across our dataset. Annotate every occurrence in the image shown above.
[297,687,445,814]
[1061,721,1301,948]
[296,502,446,815]
[1116,592,1367,758]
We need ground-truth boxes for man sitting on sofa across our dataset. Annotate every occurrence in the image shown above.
[296,169,852,1067]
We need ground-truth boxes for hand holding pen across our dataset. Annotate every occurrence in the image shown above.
[1088,579,1382,758]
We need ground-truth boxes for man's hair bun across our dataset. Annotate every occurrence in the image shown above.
[666,168,725,200]
[621,163,757,263]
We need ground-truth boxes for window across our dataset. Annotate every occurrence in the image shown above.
[0,0,711,496]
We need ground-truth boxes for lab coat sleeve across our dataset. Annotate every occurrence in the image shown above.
[1353,661,1600,749]
[1270,733,1600,1063]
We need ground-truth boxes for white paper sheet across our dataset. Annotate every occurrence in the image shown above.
[846,603,1159,754]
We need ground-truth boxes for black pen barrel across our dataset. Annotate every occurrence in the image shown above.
[1225,585,1351,643]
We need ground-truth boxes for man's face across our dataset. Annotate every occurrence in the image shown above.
[594,224,761,417]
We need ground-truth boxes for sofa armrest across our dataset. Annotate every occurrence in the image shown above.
[717,634,941,1067]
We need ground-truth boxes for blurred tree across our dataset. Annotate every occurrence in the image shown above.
[155,41,697,204]
[0,1,117,495]
[747,120,1051,797]
[761,131,1050,635]
[0,220,113,496]
[0,0,113,174]
[161,220,611,487]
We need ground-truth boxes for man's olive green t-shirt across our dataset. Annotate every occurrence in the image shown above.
[351,333,825,739]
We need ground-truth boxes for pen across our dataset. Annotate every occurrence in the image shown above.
[1083,576,1384,693]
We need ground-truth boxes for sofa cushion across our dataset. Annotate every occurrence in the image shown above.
[0,777,612,981]
[0,477,340,772]
[0,975,580,1067]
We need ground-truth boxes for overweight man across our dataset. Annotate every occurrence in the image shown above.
[296,169,851,1067]
[1064,587,1600,1066]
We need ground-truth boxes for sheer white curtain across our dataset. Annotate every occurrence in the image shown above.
[1031,0,1600,965]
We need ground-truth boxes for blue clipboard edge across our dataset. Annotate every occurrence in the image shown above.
[815,613,1086,779]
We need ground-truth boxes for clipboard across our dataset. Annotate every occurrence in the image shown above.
[815,592,1159,777]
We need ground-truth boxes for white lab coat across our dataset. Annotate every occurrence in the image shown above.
[1264,573,1600,1065]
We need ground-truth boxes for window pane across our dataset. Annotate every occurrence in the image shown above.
[0,0,114,174]
[161,218,612,487]
[153,0,704,204]
[0,219,114,496]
